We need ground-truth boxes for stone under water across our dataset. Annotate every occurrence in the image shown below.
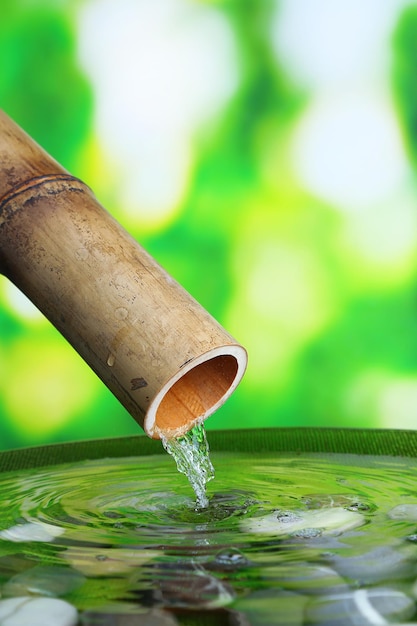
[0,597,78,626]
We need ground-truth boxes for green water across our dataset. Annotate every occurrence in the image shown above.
[1,452,417,623]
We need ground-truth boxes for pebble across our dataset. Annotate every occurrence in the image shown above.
[305,587,415,625]
[233,589,307,625]
[154,566,235,609]
[0,521,64,543]
[0,555,31,580]
[242,506,365,537]
[63,546,158,576]
[328,546,417,585]
[228,610,252,626]
[388,504,417,521]
[81,608,179,625]
[410,577,417,598]
[3,565,85,598]
[302,494,372,512]
[271,564,349,596]
[0,596,78,626]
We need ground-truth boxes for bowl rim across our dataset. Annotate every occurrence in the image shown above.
[1,427,417,473]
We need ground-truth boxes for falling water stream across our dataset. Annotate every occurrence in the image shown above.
[161,423,215,508]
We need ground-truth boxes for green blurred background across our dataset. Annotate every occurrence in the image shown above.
[1,0,417,450]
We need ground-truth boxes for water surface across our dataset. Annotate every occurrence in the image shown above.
[1,452,417,624]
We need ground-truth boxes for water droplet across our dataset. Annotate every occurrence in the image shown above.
[276,510,303,524]
[213,548,249,570]
[107,353,116,367]
[291,527,323,539]
[347,502,370,512]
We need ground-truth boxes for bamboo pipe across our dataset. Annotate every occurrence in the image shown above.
[0,110,247,439]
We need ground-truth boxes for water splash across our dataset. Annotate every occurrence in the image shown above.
[161,423,214,508]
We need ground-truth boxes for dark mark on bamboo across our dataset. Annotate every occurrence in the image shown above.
[131,377,148,390]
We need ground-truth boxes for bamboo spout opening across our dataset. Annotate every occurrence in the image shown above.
[146,347,247,439]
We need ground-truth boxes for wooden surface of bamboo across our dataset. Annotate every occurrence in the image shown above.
[0,110,247,439]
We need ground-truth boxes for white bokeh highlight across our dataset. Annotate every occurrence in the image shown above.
[272,0,411,90]
[291,92,409,213]
[77,0,238,229]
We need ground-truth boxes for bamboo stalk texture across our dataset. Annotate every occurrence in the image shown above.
[0,110,247,439]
